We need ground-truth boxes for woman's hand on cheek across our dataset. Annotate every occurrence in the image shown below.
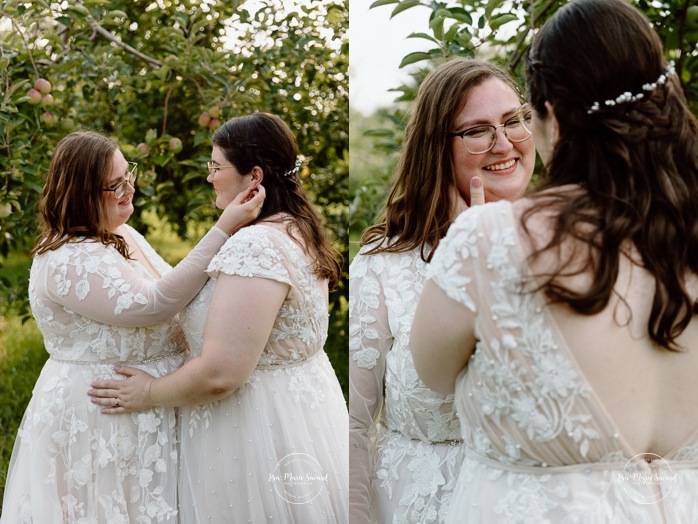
[217,184,266,234]
[88,366,155,414]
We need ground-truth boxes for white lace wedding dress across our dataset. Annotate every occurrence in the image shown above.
[176,221,348,523]
[349,244,464,524]
[428,201,698,523]
[1,225,229,524]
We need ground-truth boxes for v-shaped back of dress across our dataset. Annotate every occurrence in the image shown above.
[429,201,698,522]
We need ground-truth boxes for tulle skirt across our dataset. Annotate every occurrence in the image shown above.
[177,351,348,523]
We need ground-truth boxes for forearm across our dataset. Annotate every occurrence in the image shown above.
[149,355,243,408]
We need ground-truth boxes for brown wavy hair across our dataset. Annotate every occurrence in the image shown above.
[523,0,698,349]
[212,112,341,289]
[361,58,523,262]
[32,131,131,259]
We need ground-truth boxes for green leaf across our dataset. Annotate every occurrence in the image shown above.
[489,13,518,30]
[407,32,439,44]
[145,128,158,145]
[485,0,504,19]
[446,7,472,24]
[56,16,71,27]
[398,51,432,68]
[444,23,460,42]
[429,15,445,40]
[391,0,422,18]
[369,0,399,7]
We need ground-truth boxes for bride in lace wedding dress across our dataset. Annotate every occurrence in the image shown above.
[349,59,535,523]
[90,113,348,523]
[0,131,262,523]
[412,1,698,522]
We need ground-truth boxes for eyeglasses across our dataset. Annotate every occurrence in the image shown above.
[450,105,533,154]
[103,162,138,199]
[207,161,236,175]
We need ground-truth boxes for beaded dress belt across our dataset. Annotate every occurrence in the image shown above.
[389,427,463,446]
[50,347,185,366]
[255,350,321,369]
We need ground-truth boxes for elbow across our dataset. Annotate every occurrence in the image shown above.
[201,372,241,400]
[201,368,253,400]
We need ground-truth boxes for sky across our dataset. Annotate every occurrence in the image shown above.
[349,1,432,115]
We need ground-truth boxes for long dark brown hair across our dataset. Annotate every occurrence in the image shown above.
[212,112,341,289]
[523,0,698,349]
[361,59,523,262]
[32,131,131,258]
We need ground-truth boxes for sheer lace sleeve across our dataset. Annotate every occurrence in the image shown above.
[41,227,228,327]
[427,205,490,313]
[349,249,393,523]
[206,225,293,287]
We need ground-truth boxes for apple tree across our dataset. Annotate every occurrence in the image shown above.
[0,0,348,392]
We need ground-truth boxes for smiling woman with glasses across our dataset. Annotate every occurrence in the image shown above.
[103,161,138,199]
[349,58,536,524]
[449,105,533,154]
[0,130,264,524]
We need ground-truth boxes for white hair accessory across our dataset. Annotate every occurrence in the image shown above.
[587,62,675,114]
[283,157,303,178]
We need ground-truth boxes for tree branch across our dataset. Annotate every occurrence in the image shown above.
[5,13,40,78]
[90,21,164,68]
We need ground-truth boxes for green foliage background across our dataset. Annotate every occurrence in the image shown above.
[349,0,698,259]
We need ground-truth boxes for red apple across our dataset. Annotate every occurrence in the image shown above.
[41,112,57,126]
[208,105,222,119]
[40,94,54,107]
[26,88,42,105]
[208,118,220,130]
[168,137,182,153]
[136,142,150,155]
[34,78,52,94]
[198,112,211,127]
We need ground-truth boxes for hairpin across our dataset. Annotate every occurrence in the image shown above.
[283,157,303,178]
[587,62,675,114]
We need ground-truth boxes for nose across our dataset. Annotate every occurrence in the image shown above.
[207,172,214,183]
[490,125,514,154]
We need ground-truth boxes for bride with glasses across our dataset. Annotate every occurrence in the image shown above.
[349,58,535,524]
[0,130,264,523]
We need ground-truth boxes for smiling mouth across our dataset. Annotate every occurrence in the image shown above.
[483,159,517,171]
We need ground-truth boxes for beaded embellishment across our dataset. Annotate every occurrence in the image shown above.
[283,157,303,177]
[587,61,675,114]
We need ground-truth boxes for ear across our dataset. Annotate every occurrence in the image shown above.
[544,101,560,145]
[248,166,264,188]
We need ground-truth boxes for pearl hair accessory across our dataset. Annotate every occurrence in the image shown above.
[283,157,303,178]
[586,61,675,114]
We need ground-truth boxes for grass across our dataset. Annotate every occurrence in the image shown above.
[0,315,46,508]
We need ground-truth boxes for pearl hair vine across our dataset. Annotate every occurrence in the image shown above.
[586,61,676,114]
[283,157,303,178]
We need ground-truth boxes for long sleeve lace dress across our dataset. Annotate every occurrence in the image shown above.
[349,244,465,524]
[176,221,348,523]
[0,225,229,524]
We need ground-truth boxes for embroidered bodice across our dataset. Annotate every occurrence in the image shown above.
[180,222,329,365]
